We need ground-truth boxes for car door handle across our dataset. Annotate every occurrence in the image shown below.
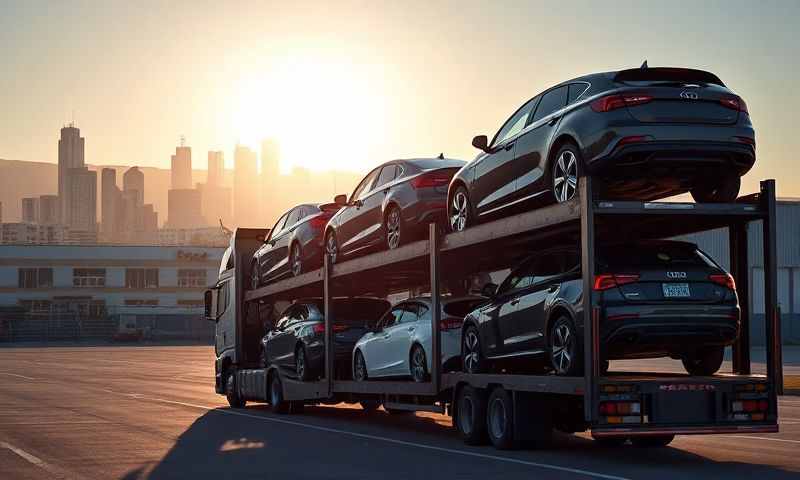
[382,334,391,339]
[547,284,559,293]
[504,142,515,151]
[548,116,561,126]
[407,327,415,332]
[383,188,390,194]
[510,299,520,306]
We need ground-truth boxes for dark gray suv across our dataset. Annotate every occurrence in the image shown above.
[448,66,755,232]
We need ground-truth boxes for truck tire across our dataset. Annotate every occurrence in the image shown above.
[631,434,674,448]
[225,371,246,409]
[269,374,289,414]
[486,387,517,450]
[454,385,488,445]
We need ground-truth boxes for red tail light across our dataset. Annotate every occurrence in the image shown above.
[439,317,462,330]
[593,273,640,291]
[591,93,653,112]
[411,170,454,189]
[312,323,348,334]
[308,214,330,230]
[709,273,736,291]
[720,96,749,115]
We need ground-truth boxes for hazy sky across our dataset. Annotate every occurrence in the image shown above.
[1,0,798,195]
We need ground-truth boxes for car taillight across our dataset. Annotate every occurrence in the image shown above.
[709,273,736,291]
[411,171,453,189]
[593,273,640,291]
[720,96,749,114]
[312,323,347,334]
[591,93,653,112]
[439,317,462,330]
[308,215,330,230]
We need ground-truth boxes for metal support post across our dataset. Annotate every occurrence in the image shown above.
[324,253,334,396]
[761,179,782,395]
[579,176,597,422]
[429,223,442,394]
[730,222,751,374]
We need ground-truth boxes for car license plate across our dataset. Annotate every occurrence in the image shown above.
[662,283,690,298]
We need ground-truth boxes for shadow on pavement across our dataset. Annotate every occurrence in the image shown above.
[122,404,799,480]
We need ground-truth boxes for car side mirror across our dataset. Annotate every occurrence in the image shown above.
[480,282,498,298]
[334,194,347,206]
[472,135,489,152]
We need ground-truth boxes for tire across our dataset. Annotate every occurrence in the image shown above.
[449,185,472,233]
[269,374,289,414]
[225,371,246,408]
[550,143,581,203]
[325,230,338,264]
[296,345,311,382]
[385,408,412,415]
[691,175,740,203]
[385,206,402,250]
[549,316,583,376]
[360,399,381,412]
[250,260,260,290]
[290,243,303,277]
[454,385,488,445]
[353,350,368,382]
[681,346,724,376]
[486,387,517,450]
[462,325,488,374]
[593,436,628,447]
[410,344,429,383]
[631,434,675,448]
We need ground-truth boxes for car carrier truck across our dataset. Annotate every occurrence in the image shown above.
[205,177,781,449]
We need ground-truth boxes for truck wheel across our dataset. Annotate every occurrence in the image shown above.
[360,400,381,413]
[631,434,674,448]
[454,385,488,445]
[592,435,628,447]
[225,371,246,408]
[486,387,517,450]
[681,346,724,376]
[269,374,289,414]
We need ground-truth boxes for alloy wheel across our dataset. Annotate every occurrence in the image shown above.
[411,346,427,382]
[553,150,578,202]
[354,351,367,381]
[463,330,481,373]
[552,323,574,373]
[296,348,306,380]
[291,245,302,276]
[450,191,469,232]
[325,232,338,264]
[386,208,401,249]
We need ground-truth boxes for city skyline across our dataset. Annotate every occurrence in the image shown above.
[1,1,799,198]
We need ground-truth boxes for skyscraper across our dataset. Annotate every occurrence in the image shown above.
[65,167,97,234]
[207,151,224,187]
[21,197,39,223]
[123,166,145,206]
[234,144,259,227]
[38,195,59,225]
[101,168,120,240]
[260,139,280,224]
[171,145,192,190]
[58,123,85,225]
[167,189,206,228]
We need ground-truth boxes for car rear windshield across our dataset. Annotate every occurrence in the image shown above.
[599,243,716,270]
[411,159,466,170]
[443,298,486,318]
[314,298,390,325]
[613,68,724,86]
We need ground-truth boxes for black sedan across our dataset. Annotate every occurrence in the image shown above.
[448,66,755,232]
[261,297,390,381]
[462,241,739,376]
[325,157,465,263]
[251,202,342,288]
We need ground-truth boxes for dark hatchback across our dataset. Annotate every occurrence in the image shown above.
[261,297,390,381]
[251,202,343,288]
[325,157,465,263]
[461,241,739,376]
[448,66,755,232]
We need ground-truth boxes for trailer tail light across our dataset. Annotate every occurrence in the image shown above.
[591,93,652,112]
[720,95,749,115]
[593,273,640,291]
[439,317,462,330]
[729,383,770,421]
[709,273,736,291]
[411,170,454,189]
[313,324,348,334]
[599,401,641,415]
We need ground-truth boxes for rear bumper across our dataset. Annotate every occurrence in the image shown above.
[592,424,778,437]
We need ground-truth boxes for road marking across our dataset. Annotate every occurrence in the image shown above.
[724,435,800,445]
[0,372,36,380]
[137,396,629,480]
[0,441,73,478]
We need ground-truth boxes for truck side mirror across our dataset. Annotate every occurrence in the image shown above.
[204,289,219,322]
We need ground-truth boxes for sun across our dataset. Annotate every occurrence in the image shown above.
[232,53,387,174]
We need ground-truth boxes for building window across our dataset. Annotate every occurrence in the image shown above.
[125,268,159,288]
[73,268,106,287]
[19,300,52,313]
[18,268,53,288]
[177,269,207,288]
[124,299,159,306]
[177,299,204,307]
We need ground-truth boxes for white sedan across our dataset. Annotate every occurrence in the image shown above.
[352,296,486,382]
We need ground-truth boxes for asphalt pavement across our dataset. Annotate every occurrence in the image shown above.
[0,345,798,480]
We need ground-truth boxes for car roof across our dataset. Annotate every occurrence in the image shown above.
[402,295,487,306]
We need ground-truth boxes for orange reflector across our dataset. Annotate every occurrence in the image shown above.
[751,413,765,421]
[606,416,622,424]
